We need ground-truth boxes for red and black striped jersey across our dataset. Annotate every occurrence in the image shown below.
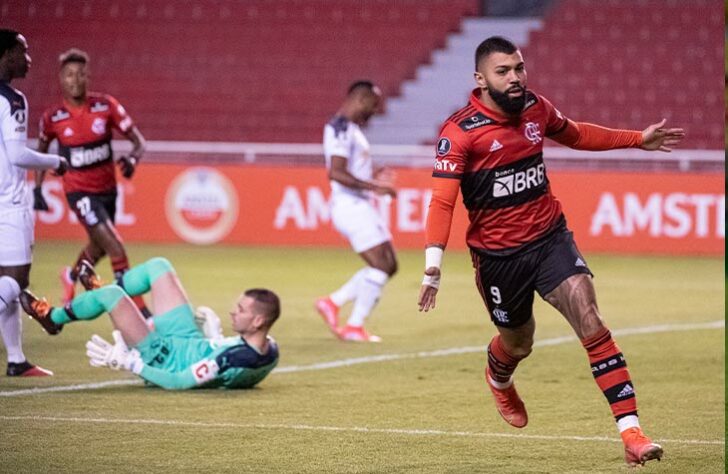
[39,93,134,194]
[432,88,569,255]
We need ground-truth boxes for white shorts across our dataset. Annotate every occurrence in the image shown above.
[331,196,391,253]
[0,208,34,266]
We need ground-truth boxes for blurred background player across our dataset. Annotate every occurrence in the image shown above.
[316,80,397,342]
[0,29,68,376]
[21,257,280,390]
[418,36,684,466]
[34,48,149,315]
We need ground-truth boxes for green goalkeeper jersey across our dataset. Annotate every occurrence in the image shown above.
[137,334,279,390]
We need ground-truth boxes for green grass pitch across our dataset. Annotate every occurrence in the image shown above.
[1,242,724,473]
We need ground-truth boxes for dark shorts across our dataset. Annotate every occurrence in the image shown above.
[66,191,117,228]
[470,227,593,328]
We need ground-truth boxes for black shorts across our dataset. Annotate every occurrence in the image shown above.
[66,191,117,229]
[470,227,593,328]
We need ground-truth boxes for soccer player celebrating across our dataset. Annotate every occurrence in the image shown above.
[316,81,397,342]
[21,257,280,390]
[418,37,684,466]
[0,29,68,377]
[34,48,149,315]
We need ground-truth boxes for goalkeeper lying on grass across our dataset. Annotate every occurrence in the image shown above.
[20,257,280,390]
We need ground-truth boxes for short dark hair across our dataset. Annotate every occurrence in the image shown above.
[347,80,376,96]
[475,36,518,69]
[245,288,280,329]
[59,48,89,68]
[0,29,21,60]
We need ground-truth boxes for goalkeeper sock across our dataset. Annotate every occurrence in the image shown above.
[116,257,174,296]
[330,268,367,307]
[50,286,125,325]
[112,255,153,318]
[582,327,638,421]
[347,268,388,327]
[487,334,529,387]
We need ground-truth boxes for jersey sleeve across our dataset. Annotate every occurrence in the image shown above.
[38,110,56,142]
[323,119,352,159]
[425,120,470,248]
[105,94,134,133]
[138,358,220,390]
[432,121,469,179]
[0,92,28,143]
[539,94,569,137]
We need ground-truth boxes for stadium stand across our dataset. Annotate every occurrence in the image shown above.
[522,0,724,150]
[4,0,478,142]
[370,0,723,149]
[4,0,722,149]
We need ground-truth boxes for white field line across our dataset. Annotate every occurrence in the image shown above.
[0,415,723,446]
[0,320,723,398]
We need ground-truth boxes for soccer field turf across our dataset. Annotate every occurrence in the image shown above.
[1,242,724,473]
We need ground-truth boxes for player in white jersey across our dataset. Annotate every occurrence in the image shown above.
[316,81,397,342]
[0,29,68,376]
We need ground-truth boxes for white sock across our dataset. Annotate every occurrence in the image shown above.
[330,268,367,307]
[617,415,640,433]
[0,300,26,364]
[347,267,389,327]
[0,275,21,313]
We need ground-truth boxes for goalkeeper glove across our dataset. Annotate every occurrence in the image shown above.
[85,330,144,374]
[194,306,224,341]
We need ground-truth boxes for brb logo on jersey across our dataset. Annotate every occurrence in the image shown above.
[165,167,239,245]
[524,122,542,144]
[493,163,545,198]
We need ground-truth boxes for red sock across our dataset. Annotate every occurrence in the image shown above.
[111,255,151,318]
[487,334,529,384]
[582,327,638,421]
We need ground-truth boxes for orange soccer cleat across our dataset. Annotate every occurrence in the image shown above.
[19,290,63,335]
[75,259,102,291]
[485,367,528,428]
[337,324,382,343]
[621,427,663,466]
[315,297,340,335]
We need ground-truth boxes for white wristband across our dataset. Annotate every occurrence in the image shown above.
[425,247,444,269]
[422,273,441,289]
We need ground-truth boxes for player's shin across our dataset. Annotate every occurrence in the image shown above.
[50,285,127,325]
[581,327,639,425]
[487,334,529,386]
[347,267,388,326]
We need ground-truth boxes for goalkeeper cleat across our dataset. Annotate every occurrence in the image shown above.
[76,259,102,291]
[315,297,340,335]
[59,266,75,305]
[337,324,382,343]
[19,290,63,335]
[6,361,53,377]
[621,427,663,466]
[485,368,528,428]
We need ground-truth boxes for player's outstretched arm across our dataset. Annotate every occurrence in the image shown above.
[640,118,686,152]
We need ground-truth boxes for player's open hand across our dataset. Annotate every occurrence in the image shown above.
[418,267,441,312]
[640,118,685,152]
